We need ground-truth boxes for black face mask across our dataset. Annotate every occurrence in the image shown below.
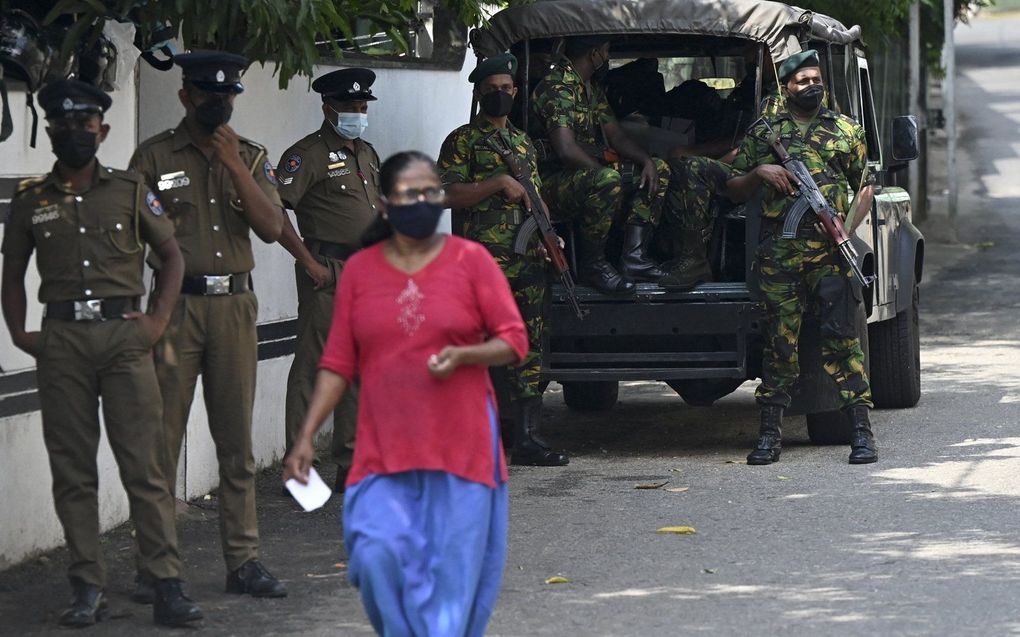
[386,201,444,240]
[789,84,825,111]
[50,128,98,169]
[479,90,515,118]
[193,97,233,133]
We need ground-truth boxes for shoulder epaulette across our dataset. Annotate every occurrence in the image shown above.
[240,137,267,153]
[286,130,325,153]
[135,128,176,150]
[102,166,145,184]
[14,175,46,196]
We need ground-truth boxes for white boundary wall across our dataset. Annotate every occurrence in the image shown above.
[0,57,473,569]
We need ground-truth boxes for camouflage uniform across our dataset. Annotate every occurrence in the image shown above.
[529,56,669,240]
[664,156,739,249]
[438,114,546,400]
[731,106,874,409]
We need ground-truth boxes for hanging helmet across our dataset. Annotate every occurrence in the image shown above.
[77,34,117,91]
[0,10,47,91]
[0,10,47,145]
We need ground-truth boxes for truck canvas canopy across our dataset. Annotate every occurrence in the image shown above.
[470,0,862,62]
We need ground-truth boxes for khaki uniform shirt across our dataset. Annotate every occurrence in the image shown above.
[276,122,381,250]
[2,164,174,303]
[129,119,283,275]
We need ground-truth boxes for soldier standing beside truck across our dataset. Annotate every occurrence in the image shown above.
[725,50,878,465]
[439,53,568,467]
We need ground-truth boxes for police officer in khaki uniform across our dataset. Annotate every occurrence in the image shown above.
[1,80,202,628]
[129,51,287,598]
[277,68,381,490]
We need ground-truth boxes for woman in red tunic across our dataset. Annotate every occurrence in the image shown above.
[284,151,528,636]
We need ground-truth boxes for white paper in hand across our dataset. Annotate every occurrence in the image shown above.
[285,467,332,512]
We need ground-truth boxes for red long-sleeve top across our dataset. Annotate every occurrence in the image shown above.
[320,235,529,488]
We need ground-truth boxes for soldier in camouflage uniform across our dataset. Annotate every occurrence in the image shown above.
[438,53,568,467]
[529,36,670,293]
[659,156,739,290]
[725,50,878,465]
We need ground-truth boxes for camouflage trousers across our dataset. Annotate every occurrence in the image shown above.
[664,156,738,245]
[541,158,670,245]
[755,235,873,409]
[466,218,548,401]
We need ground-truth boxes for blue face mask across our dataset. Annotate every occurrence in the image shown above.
[386,201,444,239]
[331,109,368,140]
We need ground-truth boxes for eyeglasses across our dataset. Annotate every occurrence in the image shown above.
[388,187,445,204]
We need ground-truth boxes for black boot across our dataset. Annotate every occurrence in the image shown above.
[510,397,569,466]
[846,405,878,464]
[660,224,711,291]
[747,405,783,465]
[577,236,635,295]
[333,464,349,493]
[226,559,288,598]
[153,578,203,627]
[59,578,108,627]
[618,222,666,282]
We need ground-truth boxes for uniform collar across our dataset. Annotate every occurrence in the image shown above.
[775,106,838,123]
[171,118,198,152]
[44,160,110,193]
[471,113,517,134]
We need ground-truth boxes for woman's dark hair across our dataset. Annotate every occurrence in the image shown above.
[360,150,439,247]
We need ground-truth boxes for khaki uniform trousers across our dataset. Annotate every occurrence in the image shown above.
[152,291,259,571]
[36,317,182,587]
[284,259,357,459]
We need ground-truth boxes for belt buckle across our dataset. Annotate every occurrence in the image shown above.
[74,299,104,321]
[205,275,232,295]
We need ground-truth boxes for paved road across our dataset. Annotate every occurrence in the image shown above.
[3,14,1020,637]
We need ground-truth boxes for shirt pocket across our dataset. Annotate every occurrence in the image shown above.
[223,182,252,237]
[32,214,78,278]
[164,187,199,237]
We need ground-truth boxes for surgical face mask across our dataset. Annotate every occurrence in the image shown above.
[479,90,515,118]
[788,83,824,111]
[50,128,98,169]
[386,200,444,239]
[193,96,233,133]
[332,110,369,140]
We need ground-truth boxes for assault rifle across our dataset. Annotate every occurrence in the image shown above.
[763,121,875,286]
[483,132,587,320]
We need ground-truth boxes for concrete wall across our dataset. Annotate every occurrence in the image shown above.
[1,57,473,570]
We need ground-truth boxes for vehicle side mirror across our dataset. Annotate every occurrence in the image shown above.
[891,115,920,162]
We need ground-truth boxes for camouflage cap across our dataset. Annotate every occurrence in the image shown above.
[777,50,820,83]
[468,52,518,84]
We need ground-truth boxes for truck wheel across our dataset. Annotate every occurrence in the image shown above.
[806,411,853,445]
[561,381,619,411]
[667,379,743,406]
[868,286,921,408]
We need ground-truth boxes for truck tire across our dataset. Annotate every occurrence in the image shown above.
[806,411,853,445]
[868,286,921,408]
[667,379,744,406]
[561,381,619,411]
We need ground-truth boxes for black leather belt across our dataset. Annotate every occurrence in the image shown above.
[180,273,251,296]
[304,238,355,261]
[46,297,140,321]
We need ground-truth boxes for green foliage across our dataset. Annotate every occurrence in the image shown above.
[796,0,995,74]
[35,0,498,88]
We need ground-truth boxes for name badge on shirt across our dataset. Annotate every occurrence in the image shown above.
[31,203,61,224]
[157,170,191,191]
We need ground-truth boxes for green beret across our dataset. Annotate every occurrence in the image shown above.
[468,53,517,84]
[778,50,820,83]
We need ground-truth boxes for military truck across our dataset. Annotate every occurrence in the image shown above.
[469,0,924,443]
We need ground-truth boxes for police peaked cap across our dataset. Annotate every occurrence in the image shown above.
[312,68,377,101]
[777,50,820,83]
[468,53,518,84]
[175,50,249,94]
[38,79,112,120]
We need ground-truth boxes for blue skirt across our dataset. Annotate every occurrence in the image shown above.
[342,401,508,637]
